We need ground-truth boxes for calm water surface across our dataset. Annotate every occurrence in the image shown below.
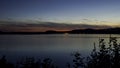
[0,34,120,67]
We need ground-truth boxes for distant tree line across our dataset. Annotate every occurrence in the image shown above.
[1,37,120,68]
[1,28,120,34]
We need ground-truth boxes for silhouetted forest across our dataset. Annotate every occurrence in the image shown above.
[0,37,120,68]
[1,28,120,34]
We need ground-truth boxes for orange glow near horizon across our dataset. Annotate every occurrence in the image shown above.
[0,20,120,32]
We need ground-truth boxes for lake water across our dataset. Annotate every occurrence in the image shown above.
[0,34,120,67]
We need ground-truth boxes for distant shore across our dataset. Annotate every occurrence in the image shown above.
[1,28,120,34]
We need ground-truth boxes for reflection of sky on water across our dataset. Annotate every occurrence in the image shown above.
[0,34,120,53]
[0,34,98,51]
[0,34,120,67]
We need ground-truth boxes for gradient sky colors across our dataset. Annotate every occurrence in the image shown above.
[0,0,120,32]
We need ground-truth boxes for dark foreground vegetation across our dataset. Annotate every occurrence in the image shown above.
[0,37,120,68]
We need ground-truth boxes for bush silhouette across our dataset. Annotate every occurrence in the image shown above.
[72,37,120,68]
[19,57,40,68]
[0,56,14,68]
[41,58,57,68]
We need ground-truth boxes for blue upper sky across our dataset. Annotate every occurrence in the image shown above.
[0,0,120,26]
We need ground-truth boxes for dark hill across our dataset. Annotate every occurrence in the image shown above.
[0,28,120,34]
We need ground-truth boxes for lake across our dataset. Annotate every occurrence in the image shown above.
[0,34,120,67]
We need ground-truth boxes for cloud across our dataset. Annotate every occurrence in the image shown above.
[0,20,112,32]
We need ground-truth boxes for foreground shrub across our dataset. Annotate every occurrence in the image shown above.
[72,37,120,68]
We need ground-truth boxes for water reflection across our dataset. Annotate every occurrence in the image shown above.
[0,34,120,67]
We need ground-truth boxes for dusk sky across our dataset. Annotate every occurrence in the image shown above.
[0,0,120,32]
